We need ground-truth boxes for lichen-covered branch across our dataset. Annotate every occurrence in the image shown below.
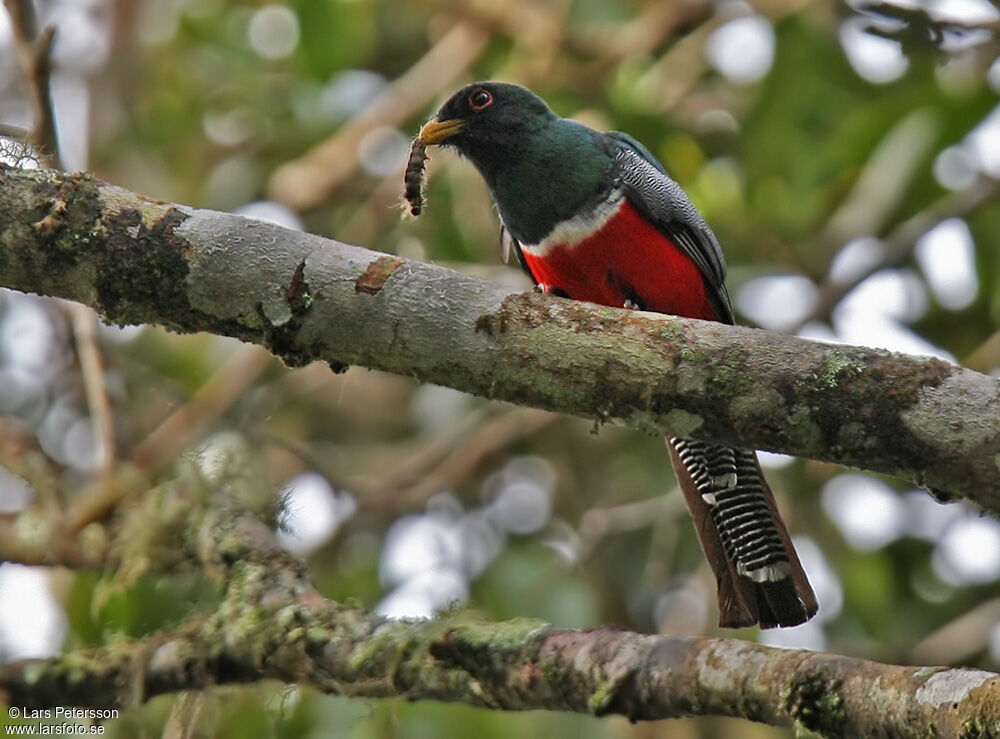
[0,165,998,508]
[3,495,998,737]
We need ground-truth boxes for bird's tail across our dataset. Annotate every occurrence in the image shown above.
[667,437,818,629]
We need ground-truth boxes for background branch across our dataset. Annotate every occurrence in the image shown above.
[0,123,31,140]
[789,176,1000,332]
[2,483,997,736]
[4,0,118,483]
[266,20,489,212]
[3,0,61,170]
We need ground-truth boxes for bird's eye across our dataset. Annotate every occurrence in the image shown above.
[469,89,493,110]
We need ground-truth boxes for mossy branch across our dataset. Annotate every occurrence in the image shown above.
[2,492,998,737]
[0,165,998,508]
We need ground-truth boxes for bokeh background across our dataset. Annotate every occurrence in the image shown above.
[1,0,999,736]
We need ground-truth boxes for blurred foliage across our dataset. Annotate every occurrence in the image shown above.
[1,0,1000,737]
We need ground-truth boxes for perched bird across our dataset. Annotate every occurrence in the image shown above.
[415,82,817,628]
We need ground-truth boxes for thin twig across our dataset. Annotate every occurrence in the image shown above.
[786,176,999,333]
[575,491,687,575]
[5,2,116,482]
[68,302,117,481]
[131,343,275,472]
[267,20,490,212]
[964,328,1000,373]
[363,406,556,513]
[578,493,684,549]
[1,0,34,36]
[64,464,148,534]
[908,597,1000,666]
[0,123,31,140]
[858,2,1000,38]
[805,110,938,276]
[3,0,62,169]
[630,12,724,114]
[265,405,557,516]
[566,0,713,63]
[0,520,94,567]
[632,0,813,115]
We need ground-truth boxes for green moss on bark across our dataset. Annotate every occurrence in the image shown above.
[786,668,846,736]
[95,207,194,328]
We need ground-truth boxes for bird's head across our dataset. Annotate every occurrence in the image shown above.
[418,82,555,171]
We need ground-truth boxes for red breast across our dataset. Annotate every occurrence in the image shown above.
[520,200,719,321]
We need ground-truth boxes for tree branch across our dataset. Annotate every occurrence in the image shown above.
[0,165,998,508]
[0,123,31,140]
[2,493,997,736]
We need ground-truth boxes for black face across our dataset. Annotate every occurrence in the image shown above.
[430,82,555,163]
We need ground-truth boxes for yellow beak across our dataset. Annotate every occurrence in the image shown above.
[418,117,464,145]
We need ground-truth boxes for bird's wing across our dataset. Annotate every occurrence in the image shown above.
[607,132,735,324]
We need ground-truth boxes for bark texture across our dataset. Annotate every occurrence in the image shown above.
[0,165,998,508]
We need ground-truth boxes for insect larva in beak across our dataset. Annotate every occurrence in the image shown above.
[403,137,428,216]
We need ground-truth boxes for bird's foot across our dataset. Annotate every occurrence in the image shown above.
[623,299,640,310]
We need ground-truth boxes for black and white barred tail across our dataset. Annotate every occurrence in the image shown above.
[668,437,818,629]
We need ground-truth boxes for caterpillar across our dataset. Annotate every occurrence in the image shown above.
[403,137,428,216]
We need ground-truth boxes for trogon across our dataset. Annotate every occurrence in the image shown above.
[416,82,818,628]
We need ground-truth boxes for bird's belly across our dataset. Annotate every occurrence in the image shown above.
[521,201,717,320]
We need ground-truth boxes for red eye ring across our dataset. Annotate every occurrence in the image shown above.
[469,89,493,110]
